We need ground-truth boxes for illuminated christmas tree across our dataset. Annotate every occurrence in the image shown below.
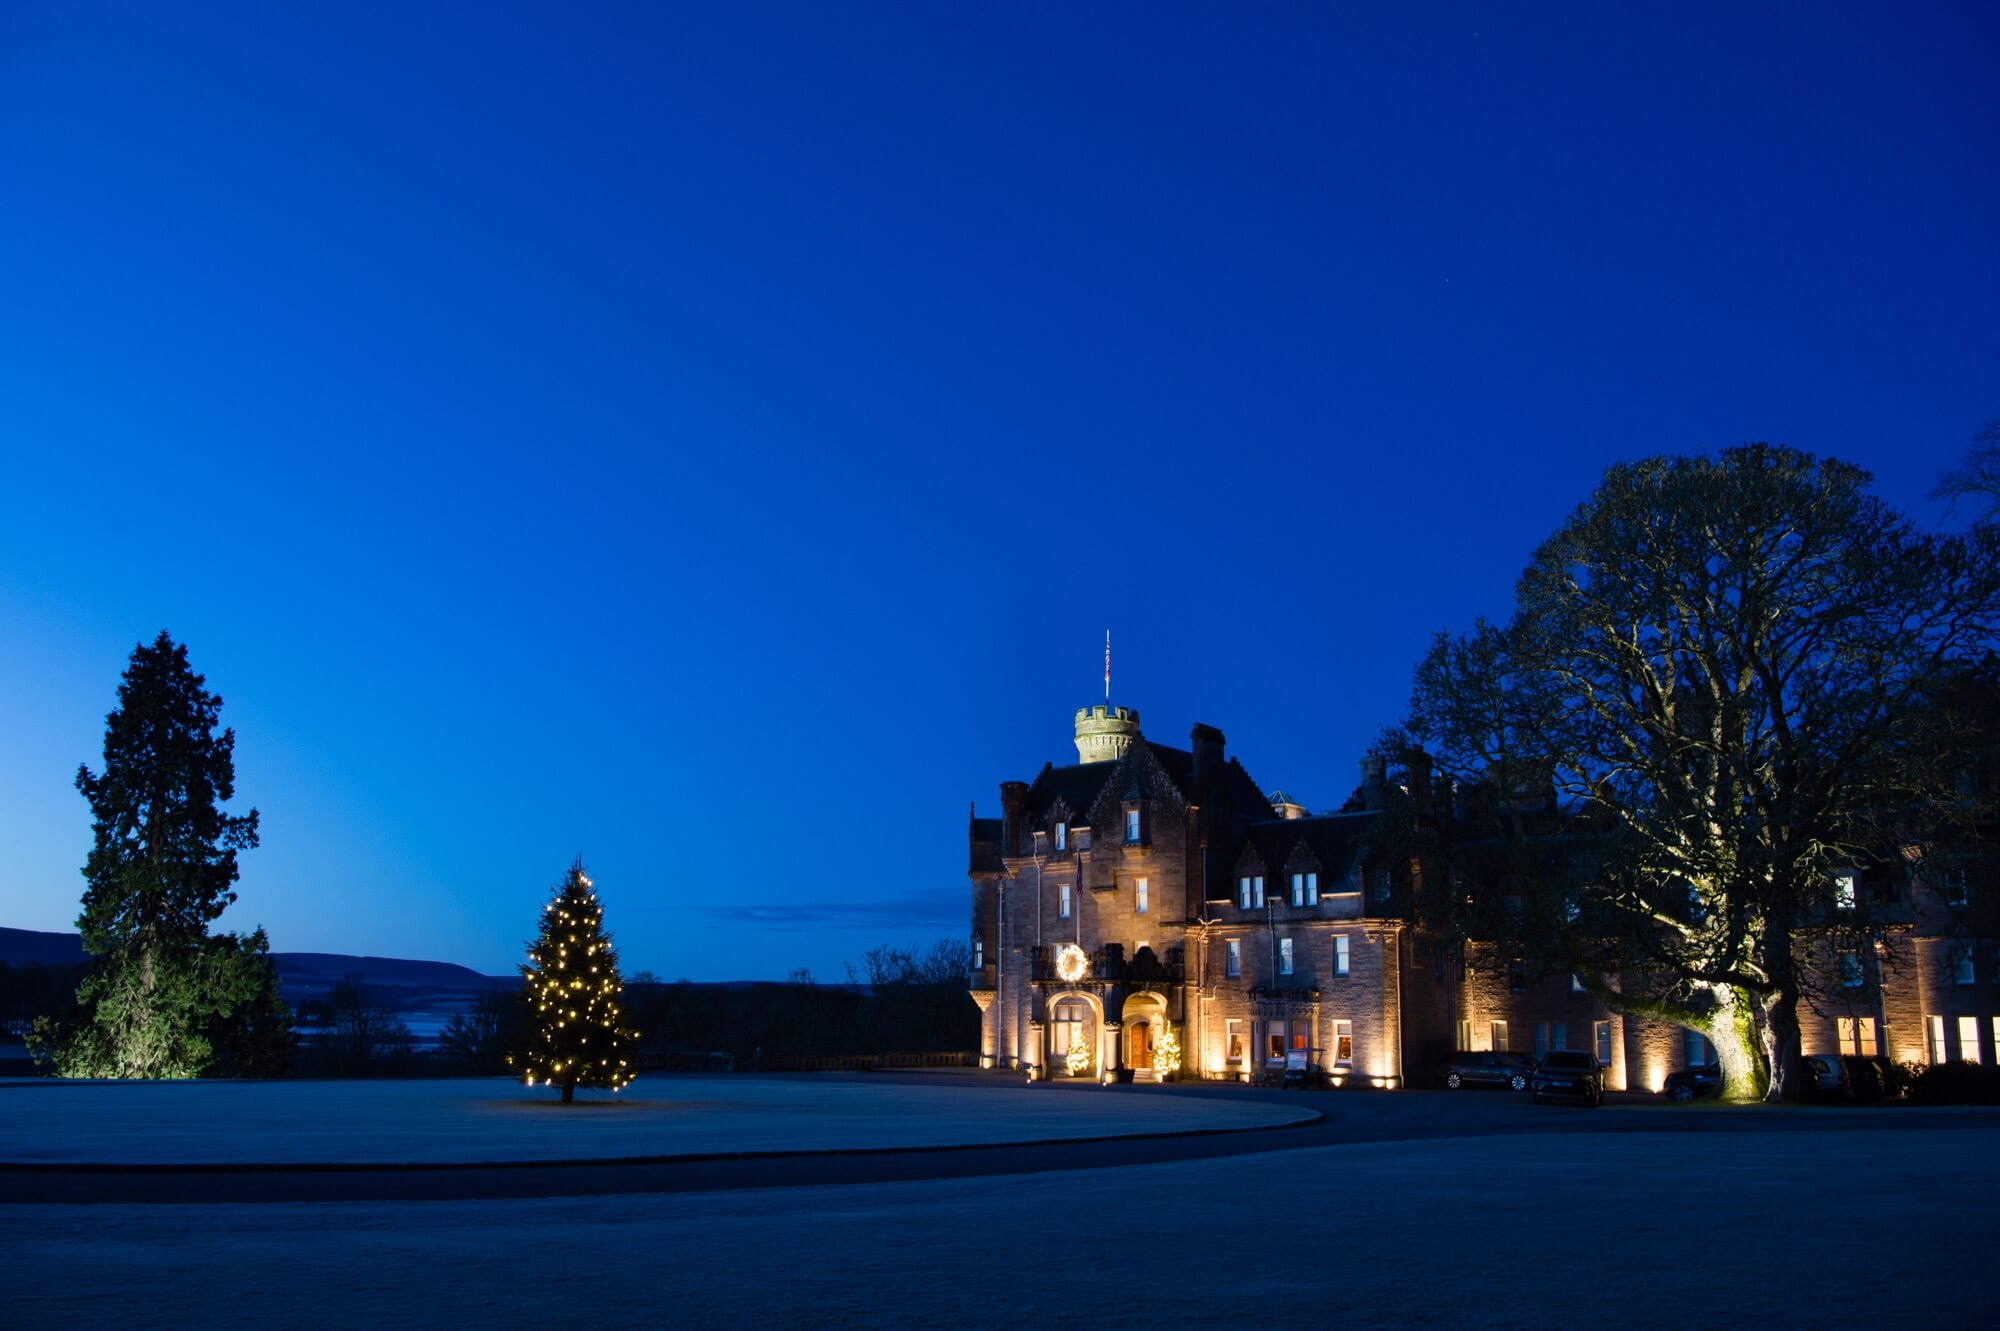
[1151,1024,1182,1079]
[514,859,636,1103]
[1065,1030,1093,1078]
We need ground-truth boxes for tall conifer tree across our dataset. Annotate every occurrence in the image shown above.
[36,631,290,1078]
[515,859,636,1103]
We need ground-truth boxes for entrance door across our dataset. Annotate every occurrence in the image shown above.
[1129,1020,1153,1070]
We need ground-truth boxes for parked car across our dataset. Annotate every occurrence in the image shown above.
[1803,1055,1844,1095]
[1441,1050,1539,1091]
[1532,1050,1605,1107]
[1662,1063,1722,1101]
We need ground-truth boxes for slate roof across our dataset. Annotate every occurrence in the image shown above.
[1234,810,1377,884]
[1023,759,1120,824]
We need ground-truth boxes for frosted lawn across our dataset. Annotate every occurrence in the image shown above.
[6,1129,1992,1328]
[0,1075,1312,1165]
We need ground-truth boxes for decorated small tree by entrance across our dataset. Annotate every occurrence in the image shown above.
[1065,1029,1094,1078]
[514,859,636,1103]
[1152,1024,1182,1079]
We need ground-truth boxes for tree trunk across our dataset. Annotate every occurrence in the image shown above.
[1705,984,1769,1103]
[1760,979,1807,1103]
[561,1081,575,1105]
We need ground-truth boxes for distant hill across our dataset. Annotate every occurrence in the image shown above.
[271,951,517,996]
[0,927,762,1002]
[0,927,87,969]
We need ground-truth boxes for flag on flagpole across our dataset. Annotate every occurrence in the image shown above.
[1104,630,1111,703]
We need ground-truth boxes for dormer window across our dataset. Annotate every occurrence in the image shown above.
[1125,809,1141,843]
[1291,872,1318,907]
[1239,875,1264,909]
[1832,870,1858,912]
[1945,868,1969,906]
[1054,822,1067,851]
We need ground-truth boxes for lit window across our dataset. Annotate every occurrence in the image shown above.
[1266,1020,1288,1063]
[1595,1021,1613,1066]
[1686,1030,1710,1066]
[1135,877,1149,914]
[1551,1022,1567,1052]
[1839,951,1863,988]
[1491,1020,1510,1053]
[973,940,984,971]
[1125,809,1140,843]
[1959,1015,1982,1064]
[1054,822,1066,851]
[1225,1019,1245,1065]
[1334,934,1350,976]
[1253,876,1265,907]
[1836,1016,1878,1056]
[1059,883,1072,919]
[1305,872,1318,905]
[1944,868,1969,906]
[1226,939,1241,978]
[1509,959,1526,992]
[1832,870,1858,912]
[1291,873,1305,907]
[1279,937,1294,976]
[1332,1020,1353,1069]
[1954,950,1975,986]
[1928,1015,1947,1064]
[1238,876,1252,909]
[1571,973,1585,993]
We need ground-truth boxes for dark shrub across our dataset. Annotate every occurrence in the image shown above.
[1906,1061,2000,1105]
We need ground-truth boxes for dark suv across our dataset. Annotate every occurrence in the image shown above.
[1662,1063,1722,1101]
[1532,1050,1605,1107]
[1441,1050,1538,1091]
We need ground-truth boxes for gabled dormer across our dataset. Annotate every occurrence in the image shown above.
[1232,845,1267,911]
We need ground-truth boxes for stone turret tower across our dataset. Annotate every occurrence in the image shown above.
[1074,704,1140,763]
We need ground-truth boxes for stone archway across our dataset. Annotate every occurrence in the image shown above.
[1048,992,1102,1077]
[1121,991,1169,1079]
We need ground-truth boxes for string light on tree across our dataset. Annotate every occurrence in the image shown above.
[1065,1030,1093,1078]
[512,857,638,1104]
[1151,1024,1181,1079]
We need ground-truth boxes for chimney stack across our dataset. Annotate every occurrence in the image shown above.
[1361,752,1387,813]
[1190,723,1225,792]
[1407,748,1435,822]
[1000,781,1029,858]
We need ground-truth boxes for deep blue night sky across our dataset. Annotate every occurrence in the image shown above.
[2,4,1995,979]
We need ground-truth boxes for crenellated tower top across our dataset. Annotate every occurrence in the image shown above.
[1074,704,1140,764]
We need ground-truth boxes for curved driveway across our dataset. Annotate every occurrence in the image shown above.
[4,1073,1993,1205]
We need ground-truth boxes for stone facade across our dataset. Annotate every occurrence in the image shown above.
[968,706,1450,1085]
[969,703,2000,1090]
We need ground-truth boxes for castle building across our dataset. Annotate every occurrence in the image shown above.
[967,704,1452,1085]
[969,702,1999,1088]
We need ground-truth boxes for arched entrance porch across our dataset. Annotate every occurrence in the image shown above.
[1121,991,1169,1080]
